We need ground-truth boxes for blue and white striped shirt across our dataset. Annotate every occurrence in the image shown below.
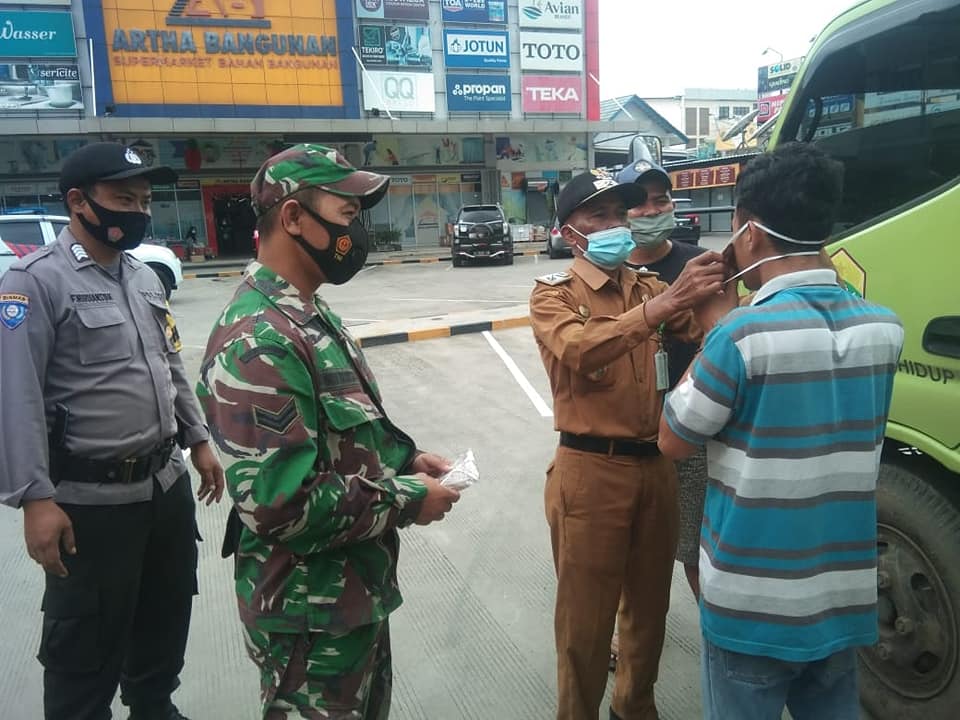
[664,269,904,661]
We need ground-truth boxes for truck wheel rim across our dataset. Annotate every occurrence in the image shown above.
[859,523,958,699]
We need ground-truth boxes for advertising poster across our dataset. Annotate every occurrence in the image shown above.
[446,74,510,112]
[359,24,432,68]
[0,11,76,57]
[521,74,581,113]
[362,70,435,113]
[440,0,506,24]
[495,134,586,165]
[361,135,484,166]
[443,29,510,69]
[355,0,429,21]
[519,0,582,29]
[519,31,583,72]
[0,63,81,110]
[84,0,357,118]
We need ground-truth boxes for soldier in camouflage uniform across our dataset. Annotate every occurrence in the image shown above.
[196,144,460,719]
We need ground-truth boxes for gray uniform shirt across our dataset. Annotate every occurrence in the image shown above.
[0,228,208,507]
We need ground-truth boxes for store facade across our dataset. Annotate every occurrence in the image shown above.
[0,0,656,256]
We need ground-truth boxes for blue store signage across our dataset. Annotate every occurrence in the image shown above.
[443,29,509,69]
[447,73,510,111]
[441,0,506,24]
[0,11,77,57]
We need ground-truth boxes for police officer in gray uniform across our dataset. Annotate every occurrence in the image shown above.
[0,142,225,720]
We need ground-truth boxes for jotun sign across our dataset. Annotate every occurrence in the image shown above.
[84,0,359,118]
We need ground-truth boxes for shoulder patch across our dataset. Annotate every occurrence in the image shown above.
[535,271,572,286]
[0,293,29,330]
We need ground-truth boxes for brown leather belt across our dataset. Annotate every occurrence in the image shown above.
[559,432,661,458]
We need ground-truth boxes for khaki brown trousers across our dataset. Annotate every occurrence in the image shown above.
[545,446,679,720]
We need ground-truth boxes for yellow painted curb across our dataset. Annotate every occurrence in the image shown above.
[381,258,402,265]
[407,327,452,342]
[491,316,531,330]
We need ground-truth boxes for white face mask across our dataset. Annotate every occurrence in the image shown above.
[723,220,823,285]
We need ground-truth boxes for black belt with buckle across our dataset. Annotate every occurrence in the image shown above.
[559,432,661,458]
[52,437,177,485]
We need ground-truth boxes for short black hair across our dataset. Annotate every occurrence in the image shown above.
[256,186,322,237]
[734,142,844,251]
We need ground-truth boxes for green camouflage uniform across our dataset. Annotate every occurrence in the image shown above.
[197,261,426,719]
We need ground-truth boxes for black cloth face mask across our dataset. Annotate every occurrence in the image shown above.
[78,193,149,251]
[294,204,370,285]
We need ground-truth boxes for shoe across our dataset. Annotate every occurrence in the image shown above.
[128,701,190,720]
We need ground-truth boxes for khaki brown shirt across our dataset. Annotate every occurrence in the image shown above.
[530,256,700,441]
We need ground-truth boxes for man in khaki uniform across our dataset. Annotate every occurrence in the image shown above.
[530,169,727,720]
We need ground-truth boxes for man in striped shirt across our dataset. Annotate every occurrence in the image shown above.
[658,143,904,720]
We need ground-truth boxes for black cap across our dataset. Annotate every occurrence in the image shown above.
[616,159,672,189]
[556,169,646,225]
[59,142,178,195]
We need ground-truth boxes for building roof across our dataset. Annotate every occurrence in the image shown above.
[597,95,688,147]
[684,88,757,102]
[664,151,761,171]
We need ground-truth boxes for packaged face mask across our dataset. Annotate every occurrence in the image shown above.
[439,449,480,491]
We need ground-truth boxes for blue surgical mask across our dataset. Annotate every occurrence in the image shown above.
[629,211,675,249]
[567,225,635,269]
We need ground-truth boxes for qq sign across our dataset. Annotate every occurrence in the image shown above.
[362,70,435,113]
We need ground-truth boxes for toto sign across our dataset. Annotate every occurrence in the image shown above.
[521,74,581,113]
[519,31,582,72]
[362,70,435,112]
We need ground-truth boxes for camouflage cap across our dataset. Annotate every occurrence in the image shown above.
[250,143,390,217]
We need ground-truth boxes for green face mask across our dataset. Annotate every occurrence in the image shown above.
[629,211,675,248]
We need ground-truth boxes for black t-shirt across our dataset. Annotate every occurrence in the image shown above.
[627,241,707,389]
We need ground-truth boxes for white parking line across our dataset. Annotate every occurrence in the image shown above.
[387,297,524,303]
[482,331,553,418]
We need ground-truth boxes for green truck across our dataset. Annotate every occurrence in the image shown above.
[769,0,960,716]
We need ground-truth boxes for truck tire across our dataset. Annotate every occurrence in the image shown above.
[859,458,960,719]
[452,255,463,268]
[148,263,175,300]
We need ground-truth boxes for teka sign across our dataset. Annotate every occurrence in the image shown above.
[521,74,581,113]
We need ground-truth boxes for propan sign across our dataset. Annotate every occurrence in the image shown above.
[362,70,435,113]
[519,31,582,72]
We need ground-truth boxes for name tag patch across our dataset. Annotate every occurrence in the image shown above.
[0,293,29,330]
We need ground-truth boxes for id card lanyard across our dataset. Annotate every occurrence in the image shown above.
[654,322,670,392]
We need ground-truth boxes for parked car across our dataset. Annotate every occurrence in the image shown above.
[670,198,701,244]
[546,216,573,259]
[451,204,513,267]
[0,214,183,298]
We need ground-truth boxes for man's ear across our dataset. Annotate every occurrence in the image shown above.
[559,223,580,248]
[65,188,86,215]
[278,199,304,237]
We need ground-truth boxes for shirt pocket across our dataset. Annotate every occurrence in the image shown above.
[74,304,133,365]
[144,295,180,354]
[317,387,385,479]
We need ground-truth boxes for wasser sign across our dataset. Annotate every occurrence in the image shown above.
[443,29,509,68]
[91,0,347,112]
[519,0,582,30]
[0,11,77,57]
[519,31,582,72]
